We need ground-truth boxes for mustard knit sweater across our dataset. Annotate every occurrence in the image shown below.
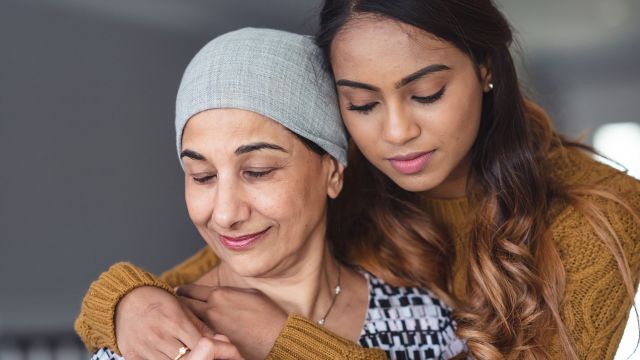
[75,148,640,360]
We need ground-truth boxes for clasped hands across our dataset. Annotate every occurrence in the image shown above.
[115,285,288,360]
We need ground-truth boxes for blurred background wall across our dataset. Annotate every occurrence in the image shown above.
[0,0,638,359]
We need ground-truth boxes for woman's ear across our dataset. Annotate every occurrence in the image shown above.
[325,157,345,199]
[479,61,493,92]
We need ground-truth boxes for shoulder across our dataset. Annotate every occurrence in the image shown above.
[546,146,639,194]
[159,246,218,286]
[546,147,640,249]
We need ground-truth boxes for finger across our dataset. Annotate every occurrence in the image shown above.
[186,337,243,360]
[176,284,219,301]
[185,337,215,360]
[182,318,212,348]
[121,335,165,360]
[178,296,211,320]
[126,307,199,360]
[148,348,171,360]
[181,303,217,339]
[156,337,190,360]
[212,334,230,343]
[211,340,244,360]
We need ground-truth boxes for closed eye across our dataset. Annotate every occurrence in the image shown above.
[347,102,378,114]
[193,175,215,184]
[244,169,275,178]
[412,86,446,104]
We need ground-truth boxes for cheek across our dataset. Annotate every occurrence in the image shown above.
[248,188,288,220]
[431,89,482,147]
[253,171,327,234]
[342,114,380,157]
[431,110,473,144]
[244,179,309,237]
[184,184,213,227]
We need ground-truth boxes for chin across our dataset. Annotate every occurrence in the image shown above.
[396,181,434,193]
[224,255,273,278]
[387,173,440,193]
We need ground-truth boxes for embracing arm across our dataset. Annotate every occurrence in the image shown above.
[549,174,640,359]
[74,246,385,359]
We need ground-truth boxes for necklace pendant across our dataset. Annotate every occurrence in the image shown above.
[317,318,325,326]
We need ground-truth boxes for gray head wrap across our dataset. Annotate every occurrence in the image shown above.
[175,27,348,165]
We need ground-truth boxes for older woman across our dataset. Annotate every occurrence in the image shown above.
[85,28,466,360]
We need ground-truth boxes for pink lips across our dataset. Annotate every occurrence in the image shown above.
[219,228,269,251]
[388,150,435,175]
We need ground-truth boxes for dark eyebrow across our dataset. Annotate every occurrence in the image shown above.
[335,79,380,92]
[335,64,450,93]
[180,142,287,160]
[180,149,206,161]
[396,64,450,88]
[235,142,287,155]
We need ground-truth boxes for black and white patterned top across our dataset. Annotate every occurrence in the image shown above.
[91,348,121,360]
[91,273,466,360]
[358,273,466,359]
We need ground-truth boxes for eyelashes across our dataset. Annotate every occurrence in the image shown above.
[244,169,275,178]
[347,102,378,114]
[412,85,446,104]
[193,175,215,184]
[346,85,447,115]
[192,169,276,184]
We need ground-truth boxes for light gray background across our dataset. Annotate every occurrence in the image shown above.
[1,0,638,345]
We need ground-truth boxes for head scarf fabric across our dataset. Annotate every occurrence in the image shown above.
[175,27,348,165]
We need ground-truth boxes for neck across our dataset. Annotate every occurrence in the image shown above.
[216,244,341,321]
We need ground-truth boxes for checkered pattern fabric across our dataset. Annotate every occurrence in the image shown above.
[358,273,467,359]
[91,348,121,360]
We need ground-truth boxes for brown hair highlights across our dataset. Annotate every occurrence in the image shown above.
[319,0,638,358]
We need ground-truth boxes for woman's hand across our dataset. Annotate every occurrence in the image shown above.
[115,286,217,360]
[187,335,244,360]
[177,285,288,360]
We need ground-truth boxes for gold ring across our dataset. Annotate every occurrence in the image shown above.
[173,346,190,360]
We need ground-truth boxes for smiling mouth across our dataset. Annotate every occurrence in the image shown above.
[218,227,270,251]
[388,150,436,175]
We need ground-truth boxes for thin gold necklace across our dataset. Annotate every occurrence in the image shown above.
[317,265,342,326]
[215,264,342,326]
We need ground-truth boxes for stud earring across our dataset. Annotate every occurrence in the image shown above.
[488,82,494,90]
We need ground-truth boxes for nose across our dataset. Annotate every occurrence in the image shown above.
[381,103,421,145]
[212,176,250,229]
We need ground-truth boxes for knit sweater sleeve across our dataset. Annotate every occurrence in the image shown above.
[268,315,387,360]
[75,247,380,359]
[74,247,217,353]
[549,172,640,359]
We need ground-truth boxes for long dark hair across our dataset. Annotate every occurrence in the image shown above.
[318,1,637,359]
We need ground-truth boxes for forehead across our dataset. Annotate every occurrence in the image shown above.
[330,15,465,76]
[182,109,296,149]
